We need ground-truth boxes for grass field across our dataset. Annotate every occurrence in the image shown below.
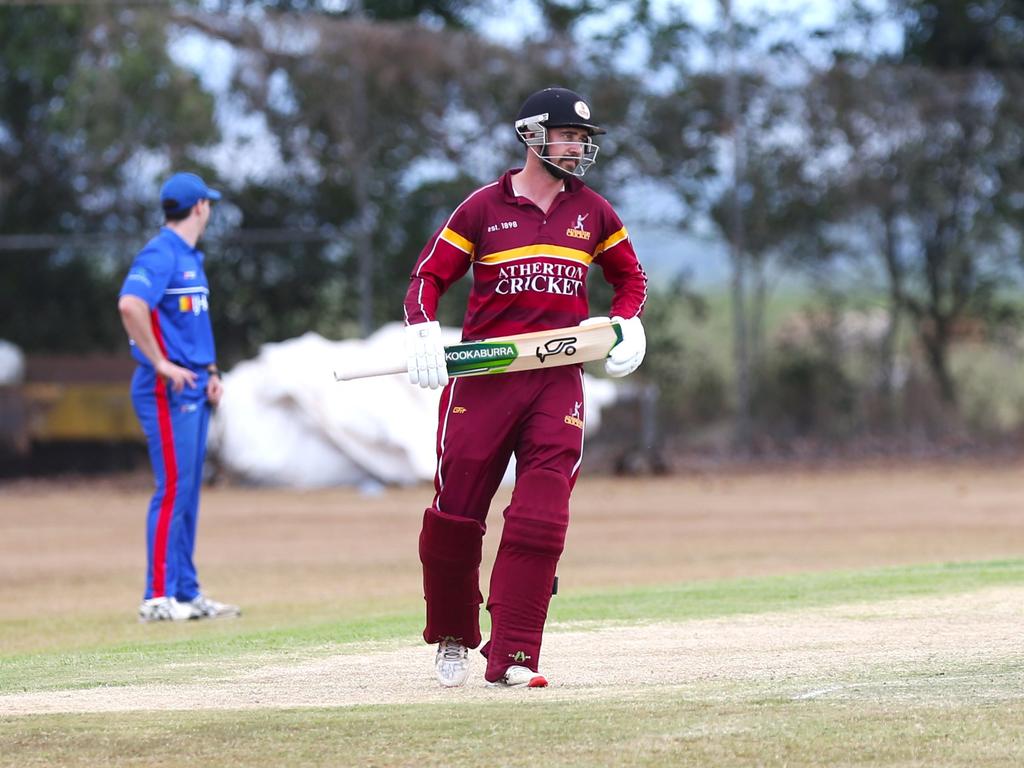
[2,464,1024,766]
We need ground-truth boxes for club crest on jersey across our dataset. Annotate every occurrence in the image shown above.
[183,270,197,280]
[566,212,591,240]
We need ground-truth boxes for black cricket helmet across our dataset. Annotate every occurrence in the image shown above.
[514,86,603,178]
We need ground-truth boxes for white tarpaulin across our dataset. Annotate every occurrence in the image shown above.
[0,340,25,385]
[209,324,618,488]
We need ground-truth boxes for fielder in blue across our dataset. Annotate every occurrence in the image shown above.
[117,171,240,623]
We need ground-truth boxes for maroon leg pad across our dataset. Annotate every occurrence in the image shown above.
[419,506,485,647]
[484,469,570,681]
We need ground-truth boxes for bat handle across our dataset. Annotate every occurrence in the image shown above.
[333,357,407,381]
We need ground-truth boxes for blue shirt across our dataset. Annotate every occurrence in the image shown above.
[119,227,216,368]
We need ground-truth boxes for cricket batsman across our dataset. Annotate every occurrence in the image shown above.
[403,87,648,687]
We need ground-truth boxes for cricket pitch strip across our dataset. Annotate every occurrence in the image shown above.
[3,585,1021,715]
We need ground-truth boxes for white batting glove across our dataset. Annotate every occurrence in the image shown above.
[405,320,449,389]
[605,315,646,378]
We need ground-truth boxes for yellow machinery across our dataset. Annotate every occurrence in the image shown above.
[0,355,143,458]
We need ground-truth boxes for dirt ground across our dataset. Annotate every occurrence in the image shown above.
[2,461,1024,715]
[3,460,1024,622]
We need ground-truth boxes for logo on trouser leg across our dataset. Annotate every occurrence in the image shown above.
[509,650,532,663]
[563,400,584,429]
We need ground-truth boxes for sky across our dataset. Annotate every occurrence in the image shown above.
[472,0,901,56]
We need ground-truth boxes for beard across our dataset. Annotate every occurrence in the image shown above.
[540,146,579,180]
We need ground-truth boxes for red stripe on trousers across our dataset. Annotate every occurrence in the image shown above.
[150,310,177,598]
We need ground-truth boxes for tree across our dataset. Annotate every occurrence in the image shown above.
[168,8,587,357]
[0,5,218,352]
[901,0,1024,69]
[807,59,1024,406]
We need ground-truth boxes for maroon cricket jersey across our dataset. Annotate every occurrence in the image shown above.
[403,169,648,340]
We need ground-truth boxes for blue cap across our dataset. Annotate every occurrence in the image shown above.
[160,172,222,215]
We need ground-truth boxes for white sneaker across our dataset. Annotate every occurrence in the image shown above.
[488,665,548,688]
[435,637,470,687]
[138,597,200,622]
[189,594,241,619]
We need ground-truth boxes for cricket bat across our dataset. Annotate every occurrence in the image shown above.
[333,320,624,381]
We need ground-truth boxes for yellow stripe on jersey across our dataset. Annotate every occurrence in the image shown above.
[595,226,629,255]
[441,227,475,256]
[476,243,594,266]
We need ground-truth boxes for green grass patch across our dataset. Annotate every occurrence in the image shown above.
[548,558,1024,625]
[2,559,1023,694]
[2,690,1023,768]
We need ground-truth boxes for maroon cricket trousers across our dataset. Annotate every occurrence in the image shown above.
[418,364,586,682]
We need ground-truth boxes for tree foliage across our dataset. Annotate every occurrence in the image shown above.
[7,0,1024,450]
[805,40,1024,405]
[0,5,219,351]
[901,0,1024,68]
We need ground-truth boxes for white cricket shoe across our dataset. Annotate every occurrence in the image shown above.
[138,597,200,622]
[435,637,470,687]
[189,594,241,619]
[488,665,548,688]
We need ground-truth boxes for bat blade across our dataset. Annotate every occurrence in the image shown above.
[333,320,623,382]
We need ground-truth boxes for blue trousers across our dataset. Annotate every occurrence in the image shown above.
[131,365,211,602]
